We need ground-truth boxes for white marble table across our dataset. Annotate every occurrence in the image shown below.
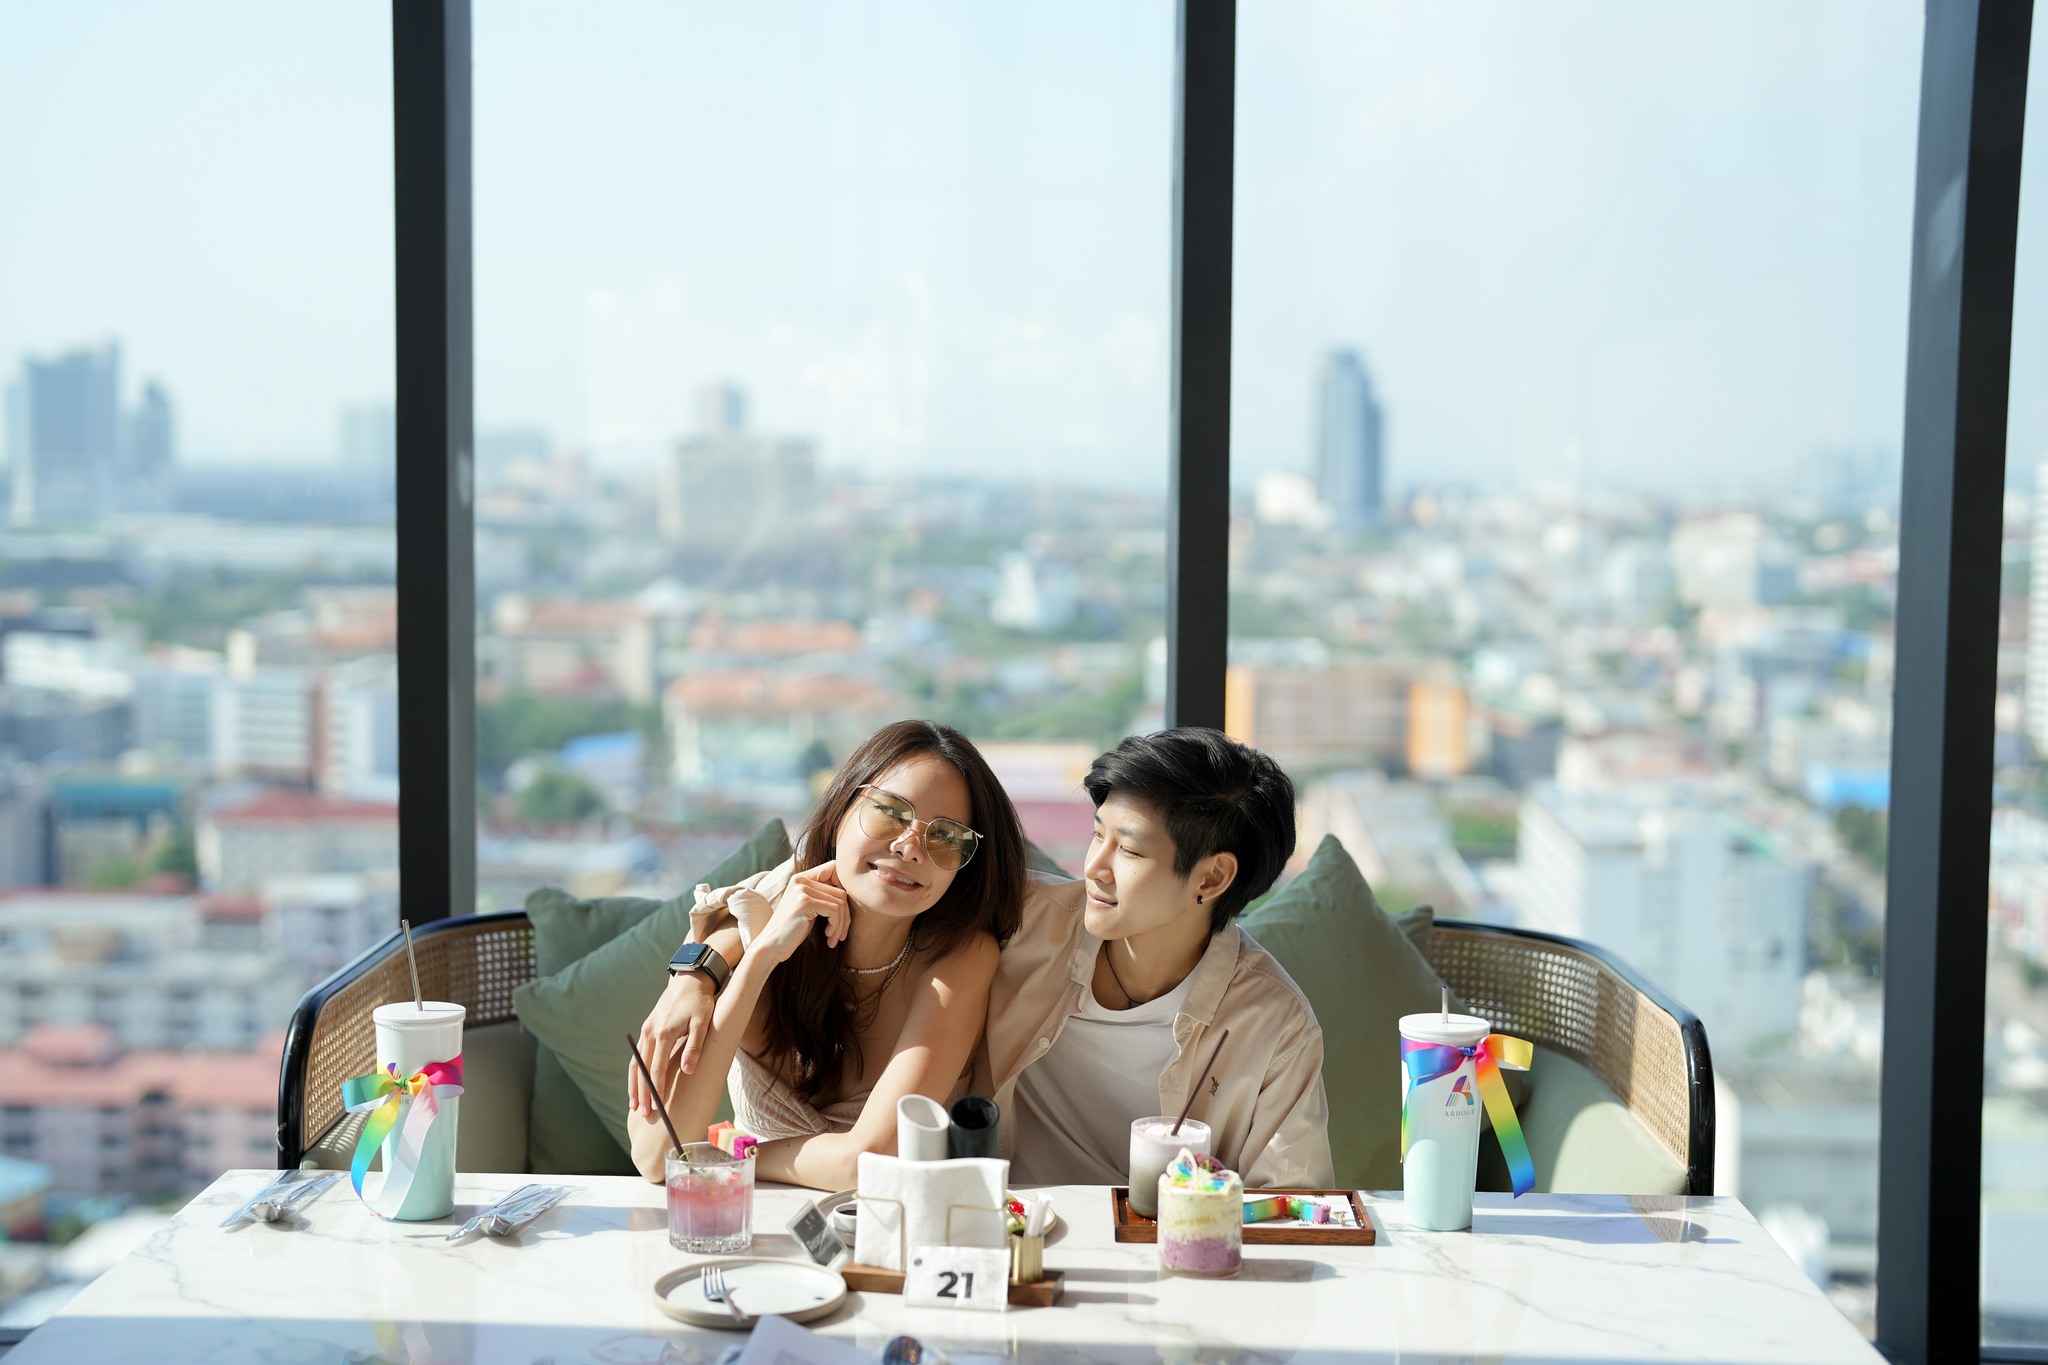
[6,1171,1882,1364]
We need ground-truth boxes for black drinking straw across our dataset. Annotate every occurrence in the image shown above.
[625,1033,685,1157]
[1171,1027,1230,1136]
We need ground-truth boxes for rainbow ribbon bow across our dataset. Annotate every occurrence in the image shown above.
[1401,1034,1535,1197]
[340,1056,463,1218]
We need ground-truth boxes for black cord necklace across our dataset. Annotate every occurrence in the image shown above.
[1101,944,1150,1007]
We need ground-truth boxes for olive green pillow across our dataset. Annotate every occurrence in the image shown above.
[523,887,673,1176]
[1474,1047,1686,1196]
[518,819,791,1171]
[1238,835,1462,1192]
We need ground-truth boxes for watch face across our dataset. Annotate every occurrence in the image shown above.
[670,943,709,970]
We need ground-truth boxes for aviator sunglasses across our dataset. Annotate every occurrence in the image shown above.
[856,784,982,871]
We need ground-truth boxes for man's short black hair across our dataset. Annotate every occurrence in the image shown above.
[1083,727,1297,934]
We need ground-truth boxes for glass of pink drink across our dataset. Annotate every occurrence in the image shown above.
[666,1143,755,1254]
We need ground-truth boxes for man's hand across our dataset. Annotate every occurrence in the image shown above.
[630,969,718,1120]
[754,864,851,965]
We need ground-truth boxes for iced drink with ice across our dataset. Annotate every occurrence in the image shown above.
[666,1143,754,1253]
[1156,1148,1241,1277]
[1128,1116,1209,1218]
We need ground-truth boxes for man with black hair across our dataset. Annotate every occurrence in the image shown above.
[973,726,1334,1187]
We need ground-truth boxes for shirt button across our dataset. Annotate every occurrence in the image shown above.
[1037,1038,1050,1050]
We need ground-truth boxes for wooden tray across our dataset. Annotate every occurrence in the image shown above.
[840,1264,1065,1307]
[1110,1187,1375,1246]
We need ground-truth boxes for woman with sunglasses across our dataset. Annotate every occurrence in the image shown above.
[626,718,1025,1191]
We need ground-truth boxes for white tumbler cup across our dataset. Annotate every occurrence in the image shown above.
[895,1094,951,1162]
[1398,1011,1489,1232]
[372,1001,465,1220]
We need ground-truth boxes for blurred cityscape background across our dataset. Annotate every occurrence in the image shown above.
[2,0,2046,1348]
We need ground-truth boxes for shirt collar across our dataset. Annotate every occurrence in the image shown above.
[1067,921,1240,1022]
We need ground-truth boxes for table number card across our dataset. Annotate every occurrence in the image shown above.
[903,1245,1010,1313]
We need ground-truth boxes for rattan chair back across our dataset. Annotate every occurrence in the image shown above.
[282,913,535,1166]
[1426,920,1711,1190]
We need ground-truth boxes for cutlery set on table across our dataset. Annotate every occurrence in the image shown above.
[217,1171,577,1241]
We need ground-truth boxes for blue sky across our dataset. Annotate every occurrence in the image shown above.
[3,2,2042,496]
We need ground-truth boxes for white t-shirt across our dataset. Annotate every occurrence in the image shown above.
[1010,965,1195,1185]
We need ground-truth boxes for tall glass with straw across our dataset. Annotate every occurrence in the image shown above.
[369,918,466,1219]
[1398,987,1490,1231]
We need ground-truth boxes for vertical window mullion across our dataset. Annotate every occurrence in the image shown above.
[392,0,477,925]
[1166,0,1234,730]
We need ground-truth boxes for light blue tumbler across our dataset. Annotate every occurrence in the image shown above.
[1398,1010,1490,1231]
[371,1002,464,1220]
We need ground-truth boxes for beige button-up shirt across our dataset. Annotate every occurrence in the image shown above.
[972,872,1335,1189]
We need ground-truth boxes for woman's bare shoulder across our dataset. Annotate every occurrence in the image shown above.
[928,928,1001,981]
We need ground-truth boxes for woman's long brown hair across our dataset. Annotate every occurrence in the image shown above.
[758,719,1025,1103]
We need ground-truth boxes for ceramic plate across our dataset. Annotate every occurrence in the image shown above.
[652,1257,846,1329]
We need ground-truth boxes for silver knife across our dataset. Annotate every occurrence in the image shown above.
[445,1184,574,1241]
[219,1170,305,1228]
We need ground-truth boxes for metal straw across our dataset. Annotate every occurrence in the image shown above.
[1171,1027,1230,1136]
[626,1033,685,1157]
[400,917,423,1011]
[1442,985,1449,1026]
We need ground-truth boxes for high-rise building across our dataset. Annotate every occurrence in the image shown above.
[1314,349,1384,530]
[1515,782,1809,1052]
[123,382,175,480]
[657,385,815,549]
[6,343,121,526]
[2027,459,2048,756]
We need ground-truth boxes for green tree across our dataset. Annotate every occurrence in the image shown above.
[152,831,199,880]
[1833,804,1889,872]
[88,855,146,889]
[477,692,655,779]
[518,769,607,824]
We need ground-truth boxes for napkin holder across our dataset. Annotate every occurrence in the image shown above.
[842,1153,1065,1307]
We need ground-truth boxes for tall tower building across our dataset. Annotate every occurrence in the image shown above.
[1314,349,1384,530]
[658,385,814,549]
[124,381,175,480]
[2027,459,2048,756]
[6,342,121,525]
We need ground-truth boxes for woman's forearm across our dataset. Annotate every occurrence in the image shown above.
[629,950,778,1180]
[752,1129,878,1192]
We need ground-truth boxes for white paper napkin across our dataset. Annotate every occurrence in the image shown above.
[853,1153,1009,1272]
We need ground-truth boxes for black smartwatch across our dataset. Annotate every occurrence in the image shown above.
[667,941,732,995]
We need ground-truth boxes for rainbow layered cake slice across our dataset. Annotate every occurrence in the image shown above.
[1156,1148,1242,1278]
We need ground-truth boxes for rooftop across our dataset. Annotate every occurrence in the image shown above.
[207,788,398,826]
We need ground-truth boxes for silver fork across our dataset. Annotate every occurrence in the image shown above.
[702,1264,746,1323]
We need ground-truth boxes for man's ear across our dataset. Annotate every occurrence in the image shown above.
[1194,851,1238,904]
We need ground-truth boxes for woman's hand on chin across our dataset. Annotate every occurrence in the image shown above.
[752,864,851,965]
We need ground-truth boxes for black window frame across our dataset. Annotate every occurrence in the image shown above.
[386,2,2030,1360]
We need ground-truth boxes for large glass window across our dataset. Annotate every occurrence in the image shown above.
[473,1,1170,894]
[0,4,393,1330]
[1985,6,2048,1350]
[1232,3,1921,1335]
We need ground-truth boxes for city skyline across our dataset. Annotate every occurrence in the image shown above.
[8,3,2041,495]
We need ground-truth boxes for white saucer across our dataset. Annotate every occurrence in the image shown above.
[652,1257,846,1329]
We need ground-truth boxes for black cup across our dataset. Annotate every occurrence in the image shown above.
[947,1094,1000,1159]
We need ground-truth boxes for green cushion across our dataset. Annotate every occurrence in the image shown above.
[524,885,678,1175]
[517,820,791,1171]
[1476,1047,1687,1196]
[1238,835,1457,1192]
